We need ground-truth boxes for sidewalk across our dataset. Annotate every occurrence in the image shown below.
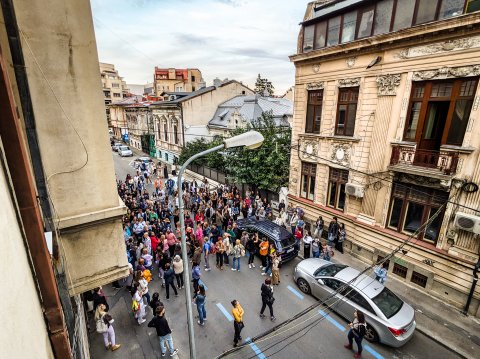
[299,245,479,359]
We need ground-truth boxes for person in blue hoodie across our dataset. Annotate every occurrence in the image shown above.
[192,261,201,294]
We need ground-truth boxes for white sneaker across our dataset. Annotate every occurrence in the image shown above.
[249,264,252,269]
[270,273,272,277]
[261,272,266,276]
[138,318,146,325]
[231,268,236,271]
[205,268,211,271]
[252,264,256,268]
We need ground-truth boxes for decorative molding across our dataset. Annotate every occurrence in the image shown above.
[396,36,480,59]
[312,64,321,73]
[330,143,351,167]
[300,140,319,161]
[306,81,324,90]
[338,78,360,88]
[346,56,356,68]
[413,65,480,81]
[376,74,401,96]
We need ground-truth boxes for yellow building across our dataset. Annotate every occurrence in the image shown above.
[289,0,480,316]
[154,67,203,96]
[0,0,128,357]
[100,62,129,104]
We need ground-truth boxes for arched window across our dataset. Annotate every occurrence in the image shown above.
[173,124,178,144]
[164,122,168,141]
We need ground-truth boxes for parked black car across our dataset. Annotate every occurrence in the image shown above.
[236,218,298,264]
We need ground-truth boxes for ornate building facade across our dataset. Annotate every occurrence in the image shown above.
[289,0,480,316]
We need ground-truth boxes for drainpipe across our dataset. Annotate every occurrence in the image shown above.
[177,103,186,149]
[0,45,72,358]
[463,258,480,316]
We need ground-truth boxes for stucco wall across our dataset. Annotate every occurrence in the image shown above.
[0,153,54,358]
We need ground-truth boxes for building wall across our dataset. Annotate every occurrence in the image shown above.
[289,13,480,315]
[154,68,203,96]
[14,0,128,295]
[100,62,128,103]
[182,82,254,127]
[0,147,54,359]
[152,106,182,163]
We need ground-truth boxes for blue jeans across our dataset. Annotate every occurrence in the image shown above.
[233,257,241,270]
[159,333,174,355]
[312,250,320,258]
[197,303,206,324]
[347,329,363,354]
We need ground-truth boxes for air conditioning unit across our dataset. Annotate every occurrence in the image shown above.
[454,213,480,234]
[345,183,365,198]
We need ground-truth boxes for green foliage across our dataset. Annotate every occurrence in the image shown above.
[254,74,275,96]
[179,137,226,170]
[225,111,291,191]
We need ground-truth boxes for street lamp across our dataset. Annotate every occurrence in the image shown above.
[177,130,264,359]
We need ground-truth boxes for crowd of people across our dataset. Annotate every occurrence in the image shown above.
[90,157,360,355]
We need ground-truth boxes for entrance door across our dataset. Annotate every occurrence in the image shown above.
[414,101,449,167]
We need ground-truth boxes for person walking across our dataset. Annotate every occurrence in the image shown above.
[328,216,339,246]
[231,299,245,347]
[337,223,346,254]
[259,278,276,321]
[259,238,269,271]
[203,237,212,271]
[271,254,281,285]
[344,309,367,358]
[303,230,313,259]
[232,239,245,272]
[246,233,257,269]
[172,255,184,289]
[137,271,150,306]
[195,284,207,326]
[148,306,179,357]
[94,303,121,351]
[192,261,201,293]
[131,283,146,325]
[164,263,178,300]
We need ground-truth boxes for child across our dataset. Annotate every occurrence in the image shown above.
[149,292,163,314]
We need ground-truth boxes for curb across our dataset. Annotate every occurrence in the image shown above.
[295,253,472,359]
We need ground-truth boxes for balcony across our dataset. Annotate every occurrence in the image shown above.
[390,145,459,176]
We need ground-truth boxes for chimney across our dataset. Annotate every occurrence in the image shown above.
[213,78,222,88]
[198,78,206,89]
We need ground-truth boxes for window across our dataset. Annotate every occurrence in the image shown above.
[323,278,344,291]
[328,168,348,210]
[467,0,480,13]
[165,153,169,161]
[315,264,348,277]
[191,75,196,82]
[404,78,477,146]
[163,123,168,141]
[113,93,121,97]
[300,162,316,200]
[374,0,394,35]
[111,83,120,88]
[411,271,428,288]
[371,287,404,318]
[393,0,416,31]
[303,25,314,52]
[357,6,374,38]
[335,87,359,136]
[327,16,341,46]
[387,183,448,243]
[305,90,323,133]
[173,124,178,144]
[344,287,375,314]
[415,0,440,25]
[341,11,357,43]
[440,0,466,18]
[392,262,408,278]
[314,21,327,49]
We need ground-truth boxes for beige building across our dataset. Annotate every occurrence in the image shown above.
[109,95,143,140]
[289,0,480,316]
[154,67,203,96]
[151,80,253,164]
[0,0,128,357]
[100,62,129,104]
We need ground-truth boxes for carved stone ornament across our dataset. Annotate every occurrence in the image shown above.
[312,64,321,73]
[396,36,480,59]
[306,81,324,90]
[300,140,319,160]
[330,143,350,166]
[338,78,360,88]
[413,65,480,81]
[346,57,356,68]
[376,74,401,96]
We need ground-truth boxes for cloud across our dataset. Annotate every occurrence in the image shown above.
[216,0,243,6]
[225,48,287,61]
[174,33,213,46]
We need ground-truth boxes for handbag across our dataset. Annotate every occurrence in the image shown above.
[238,321,245,329]
[96,317,108,333]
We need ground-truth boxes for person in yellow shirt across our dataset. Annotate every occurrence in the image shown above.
[231,299,244,347]
[259,238,269,270]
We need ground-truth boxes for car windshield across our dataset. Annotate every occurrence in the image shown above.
[280,234,296,248]
[120,146,129,151]
[371,287,404,319]
[314,264,347,277]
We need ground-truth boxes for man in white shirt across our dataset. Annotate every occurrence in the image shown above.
[303,230,313,259]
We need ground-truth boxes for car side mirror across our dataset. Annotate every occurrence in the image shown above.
[317,279,324,285]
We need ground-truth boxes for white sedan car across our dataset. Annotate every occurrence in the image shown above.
[118,145,133,157]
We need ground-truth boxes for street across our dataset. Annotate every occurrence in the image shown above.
[87,152,463,359]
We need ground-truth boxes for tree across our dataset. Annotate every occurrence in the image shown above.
[225,111,291,191]
[254,74,275,96]
[178,137,226,170]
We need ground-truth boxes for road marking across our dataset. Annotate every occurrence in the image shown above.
[364,345,385,359]
[216,303,234,322]
[199,279,208,290]
[318,309,346,332]
[287,285,304,300]
[245,337,266,359]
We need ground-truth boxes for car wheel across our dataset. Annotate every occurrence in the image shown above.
[364,324,379,343]
[297,278,311,294]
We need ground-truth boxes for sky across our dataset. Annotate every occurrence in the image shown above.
[90,0,308,95]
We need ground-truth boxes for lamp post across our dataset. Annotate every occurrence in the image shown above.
[177,130,264,359]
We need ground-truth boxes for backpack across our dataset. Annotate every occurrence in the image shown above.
[166,178,174,189]
[357,323,367,336]
[96,316,108,333]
